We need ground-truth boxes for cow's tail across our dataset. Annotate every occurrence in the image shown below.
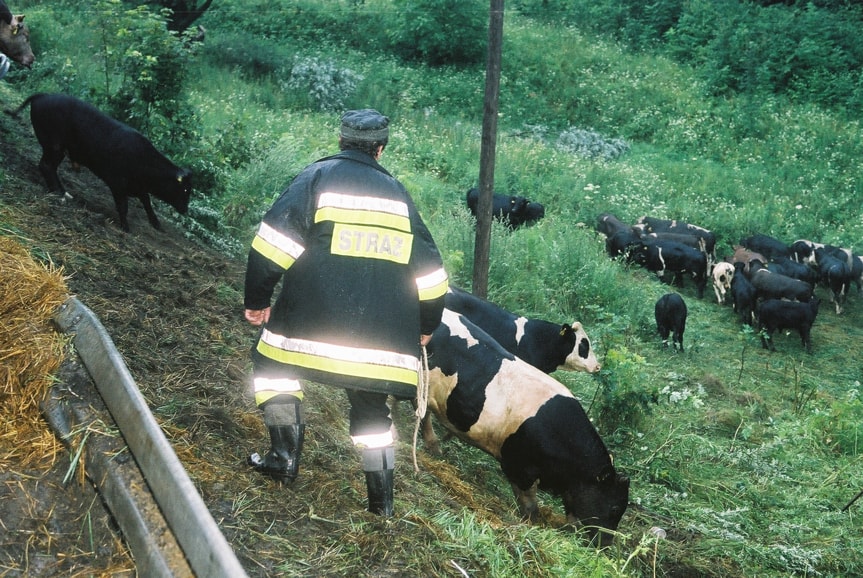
[4,93,43,118]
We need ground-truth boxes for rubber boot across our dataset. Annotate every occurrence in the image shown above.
[365,468,394,517]
[248,424,305,482]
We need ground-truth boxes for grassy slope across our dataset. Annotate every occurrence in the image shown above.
[5,1,863,575]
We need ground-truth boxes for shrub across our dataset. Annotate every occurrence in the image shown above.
[388,0,487,66]
[281,56,363,112]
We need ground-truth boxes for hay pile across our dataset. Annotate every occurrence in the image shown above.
[0,234,69,471]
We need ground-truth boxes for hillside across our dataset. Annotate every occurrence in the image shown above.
[0,90,646,576]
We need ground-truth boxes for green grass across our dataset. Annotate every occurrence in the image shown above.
[12,1,863,575]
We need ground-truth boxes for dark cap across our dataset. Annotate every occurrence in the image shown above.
[340,109,389,142]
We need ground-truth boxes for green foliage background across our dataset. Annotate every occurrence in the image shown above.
[5,0,863,575]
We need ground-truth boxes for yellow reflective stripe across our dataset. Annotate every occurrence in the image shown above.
[351,431,394,449]
[315,192,411,232]
[253,377,303,394]
[255,390,304,406]
[331,223,413,264]
[416,267,449,301]
[257,330,419,385]
[251,222,305,269]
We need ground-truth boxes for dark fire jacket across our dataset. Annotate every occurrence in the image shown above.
[244,150,448,399]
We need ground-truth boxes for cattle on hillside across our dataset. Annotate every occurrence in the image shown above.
[712,262,735,305]
[766,256,818,286]
[0,1,33,68]
[731,262,757,325]
[747,260,813,303]
[466,187,545,230]
[812,247,853,314]
[10,93,192,232]
[595,212,634,238]
[755,297,821,353]
[655,293,687,352]
[631,238,708,298]
[740,233,790,261]
[731,245,767,276]
[605,228,643,260]
[423,309,629,546]
[444,286,600,374]
[636,216,716,265]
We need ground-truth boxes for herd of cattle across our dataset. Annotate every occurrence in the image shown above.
[598,212,862,353]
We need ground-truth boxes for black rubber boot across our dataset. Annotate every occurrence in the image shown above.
[248,424,305,482]
[365,468,394,517]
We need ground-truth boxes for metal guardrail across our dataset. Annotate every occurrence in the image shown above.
[53,296,249,578]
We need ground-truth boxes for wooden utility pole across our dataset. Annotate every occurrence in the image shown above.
[472,0,504,299]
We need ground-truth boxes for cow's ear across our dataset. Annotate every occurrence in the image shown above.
[571,321,582,332]
[559,324,572,337]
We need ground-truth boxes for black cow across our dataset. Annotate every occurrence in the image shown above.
[740,234,790,261]
[654,293,687,352]
[748,260,813,303]
[11,93,192,232]
[731,262,757,325]
[813,247,853,315]
[756,297,821,353]
[466,187,545,230]
[631,239,708,298]
[424,309,629,546]
[444,286,600,374]
[766,256,818,285]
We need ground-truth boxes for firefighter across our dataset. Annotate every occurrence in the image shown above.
[243,109,448,516]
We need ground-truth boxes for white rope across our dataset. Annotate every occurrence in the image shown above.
[412,345,430,472]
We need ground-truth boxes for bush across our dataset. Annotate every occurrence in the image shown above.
[388,0,487,66]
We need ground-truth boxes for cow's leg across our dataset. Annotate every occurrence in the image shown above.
[37,150,69,199]
[420,414,441,456]
[111,191,132,232]
[674,330,684,352]
[510,481,540,523]
[137,193,163,231]
[801,327,812,354]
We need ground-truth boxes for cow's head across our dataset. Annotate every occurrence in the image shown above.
[157,169,192,215]
[560,322,600,373]
[562,467,630,547]
[0,14,34,67]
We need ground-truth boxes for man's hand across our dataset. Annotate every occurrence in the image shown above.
[420,334,432,347]
[245,307,271,326]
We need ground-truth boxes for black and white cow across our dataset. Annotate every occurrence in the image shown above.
[444,286,600,374]
[423,309,629,546]
[654,293,687,352]
[812,247,853,314]
[631,238,708,298]
[636,217,717,265]
[466,187,545,230]
[755,297,821,353]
